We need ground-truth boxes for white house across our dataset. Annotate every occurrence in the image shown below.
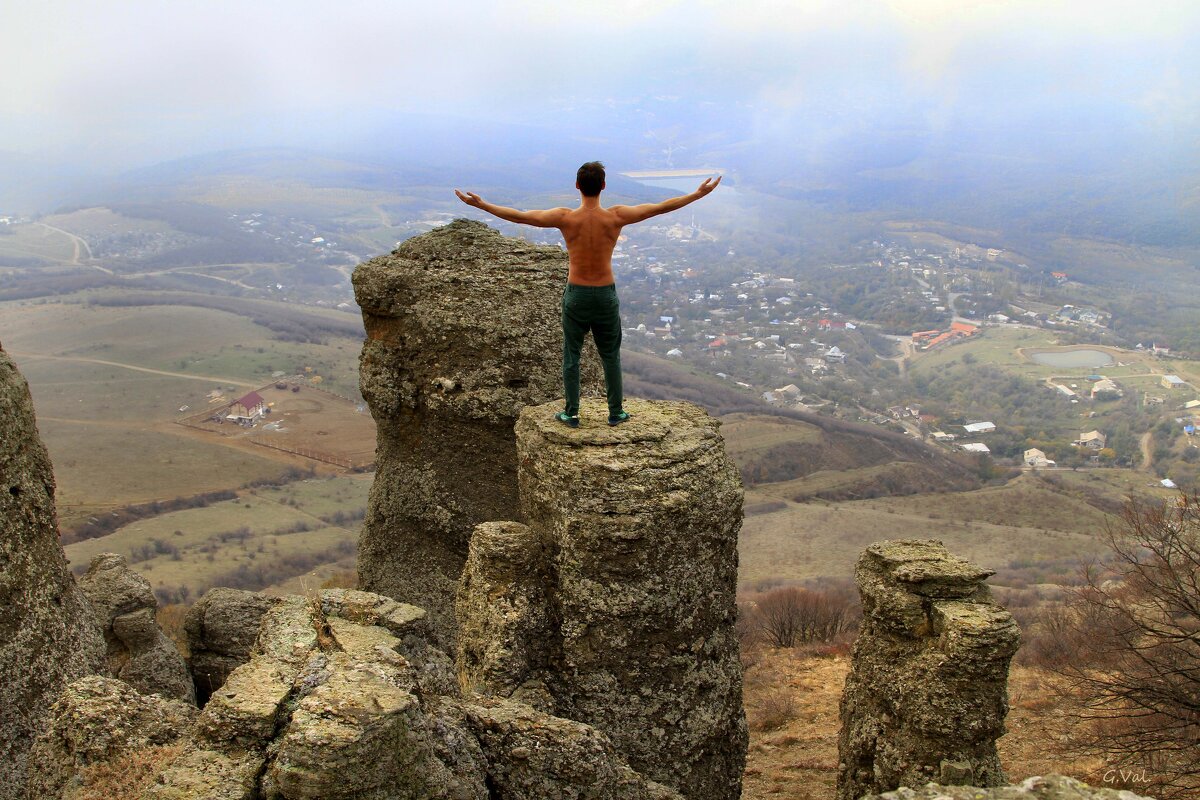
[961,442,991,453]
[1024,448,1056,468]
[962,422,996,434]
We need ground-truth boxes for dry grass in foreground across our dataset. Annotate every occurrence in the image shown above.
[741,648,1103,800]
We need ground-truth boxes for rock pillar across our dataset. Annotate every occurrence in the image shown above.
[353,220,599,643]
[78,552,195,704]
[459,397,748,800]
[0,345,106,800]
[837,539,1021,800]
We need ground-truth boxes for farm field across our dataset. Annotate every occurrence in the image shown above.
[188,384,376,469]
[1,298,372,526]
[65,474,370,603]
[0,222,80,265]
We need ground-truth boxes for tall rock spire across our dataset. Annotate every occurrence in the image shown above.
[0,344,106,800]
[353,220,599,644]
[458,397,748,800]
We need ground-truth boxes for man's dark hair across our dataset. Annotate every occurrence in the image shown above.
[577,161,605,197]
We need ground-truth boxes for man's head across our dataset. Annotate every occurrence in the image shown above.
[576,161,605,197]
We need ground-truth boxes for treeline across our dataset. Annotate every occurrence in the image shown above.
[86,293,363,343]
[64,489,239,544]
[64,466,318,544]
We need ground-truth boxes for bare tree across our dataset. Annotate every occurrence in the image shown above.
[754,584,859,648]
[1053,493,1200,799]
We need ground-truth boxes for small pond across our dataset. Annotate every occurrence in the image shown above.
[1029,349,1115,369]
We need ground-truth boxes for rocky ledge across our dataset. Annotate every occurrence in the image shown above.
[31,587,679,800]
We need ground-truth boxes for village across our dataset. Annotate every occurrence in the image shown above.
[599,228,1200,479]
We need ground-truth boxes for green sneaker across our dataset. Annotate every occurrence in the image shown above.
[608,410,631,427]
[555,411,580,428]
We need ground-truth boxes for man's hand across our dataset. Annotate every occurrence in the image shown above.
[455,189,484,208]
[696,176,722,197]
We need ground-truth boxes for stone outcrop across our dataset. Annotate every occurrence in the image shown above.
[861,773,1155,799]
[837,539,1021,800]
[0,345,106,800]
[185,587,277,704]
[40,587,671,799]
[78,552,195,705]
[353,219,599,643]
[457,398,747,800]
[26,676,198,799]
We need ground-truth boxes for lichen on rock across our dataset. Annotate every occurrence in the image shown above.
[0,345,106,800]
[837,539,1021,800]
[353,219,600,644]
[860,773,1156,799]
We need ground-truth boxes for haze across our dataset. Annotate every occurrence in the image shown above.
[4,1,1197,171]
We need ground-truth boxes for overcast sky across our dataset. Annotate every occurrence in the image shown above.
[3,0,1198,170]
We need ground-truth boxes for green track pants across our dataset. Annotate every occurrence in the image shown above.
[561,283,623,417]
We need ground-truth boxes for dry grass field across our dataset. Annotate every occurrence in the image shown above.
[65,474,370,601]
[188,384,376,468]
[739,474,1113,588]
[1,300,371,524]
[0,222,79,264]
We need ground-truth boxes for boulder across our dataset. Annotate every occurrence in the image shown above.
[26,675,196,800]
[78,552,194,704]
[458,398,747,800]
[860,773,1156,799]
[184,587,277,704]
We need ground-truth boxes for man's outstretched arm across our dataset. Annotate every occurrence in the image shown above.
[455,190,569,228]
[610,176,721,226]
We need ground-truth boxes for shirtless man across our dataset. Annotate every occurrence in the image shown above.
[455,161,721,427]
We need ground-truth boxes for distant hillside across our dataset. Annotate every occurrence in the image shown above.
[623,350,980,500]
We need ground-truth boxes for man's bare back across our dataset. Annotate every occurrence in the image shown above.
[455,174,720,286]
[454,161,721,426]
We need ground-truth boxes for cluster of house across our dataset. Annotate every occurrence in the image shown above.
[1052,305,1107,328]
[911,321,979,351]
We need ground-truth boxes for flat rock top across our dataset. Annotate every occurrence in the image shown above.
[353,219,567,310]
[863,539,994,597]
[518,398,716,447]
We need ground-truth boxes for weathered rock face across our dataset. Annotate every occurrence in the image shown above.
[463,697,682,800]
[43,587,668,799]
[185,587,278,704]
[458,398,748,800]
[0,346,106,800]
[353,219,599,643]
[837,539,1021,800]
[26,675,197,800]
[860,773,1155,799]
[78,552,195,705]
